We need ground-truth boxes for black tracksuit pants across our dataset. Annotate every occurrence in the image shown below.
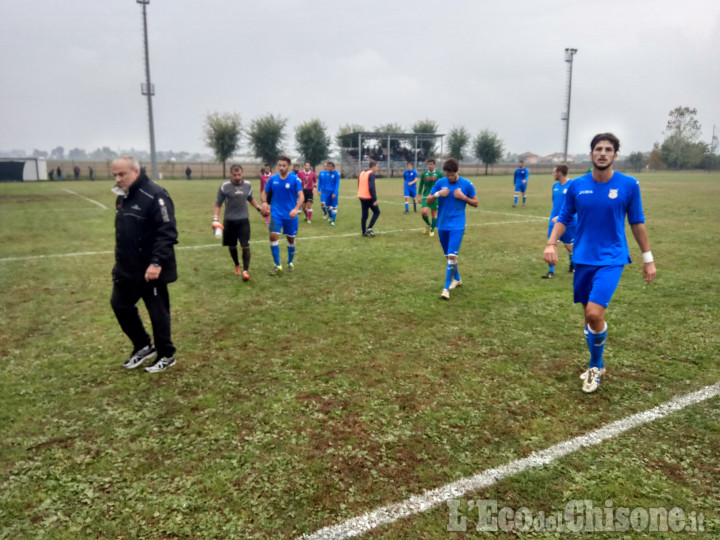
[111,279,175,359]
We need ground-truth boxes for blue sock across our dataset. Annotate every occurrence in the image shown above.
[522,196,526,204]
[586,323,607,370]
[569,252,574,264]
[444,262,456,290]
[405,202,409,212]
[287,244,295,265]
[322,206,327,216]
[513,195,518,205]
[331,209,337,222]
[549,264,555,273]
[271,244,280,266]
[454,265,461,281]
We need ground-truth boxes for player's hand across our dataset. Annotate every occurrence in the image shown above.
[372,201,378,207]
[436,188,449,197]
[453,188,466,200]
[643,261,656,284]
[289,208,299,218]
[543,244,558,265]
[145,264,161,282]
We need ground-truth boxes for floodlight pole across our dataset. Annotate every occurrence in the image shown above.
[562,48,578,163]
[138,0,158,180]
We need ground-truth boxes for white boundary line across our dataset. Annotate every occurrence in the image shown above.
[299,382,720,540]
[61,188,109,210]
[0,219,539,263]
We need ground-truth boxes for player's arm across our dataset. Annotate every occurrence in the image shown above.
[543,222,567,265]
[454,189,478,207]
[247,194,263,215]
[368,172,378,204]
[630,222,656,284]
[289,190,305,218]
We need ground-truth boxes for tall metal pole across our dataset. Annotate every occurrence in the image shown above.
[138,0,158,180]
[562,48,578,163]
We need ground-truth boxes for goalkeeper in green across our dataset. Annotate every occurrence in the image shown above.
[417,158,442,236]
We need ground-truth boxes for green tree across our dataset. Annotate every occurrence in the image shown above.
[660,106,704,169]
[335,123,366,149]
[447,126,471,161]
[411,118,439,158]
[247,114,287,167]
[473,129,504,175]
[295,119,330,167]
[204,112,241,178]
[627,151,646,172]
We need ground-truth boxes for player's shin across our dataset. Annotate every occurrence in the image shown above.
[287,241,296,265]
[242,246,251,271]
[445,259,457,290]
[270,241,281,266]
[229,247,240,266]
[586,322,608,370]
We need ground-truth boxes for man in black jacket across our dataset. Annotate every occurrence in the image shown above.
[110,156,178,372]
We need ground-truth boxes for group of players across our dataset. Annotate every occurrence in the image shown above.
[174,133,659,393]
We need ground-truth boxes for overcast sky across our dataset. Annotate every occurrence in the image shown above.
[2,0,719,158]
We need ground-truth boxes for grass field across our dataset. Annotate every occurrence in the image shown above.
[1,173,719,538]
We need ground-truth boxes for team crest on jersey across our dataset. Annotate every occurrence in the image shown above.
[563,188,568,194]
[285,182,290,189]
[608,189,618,199]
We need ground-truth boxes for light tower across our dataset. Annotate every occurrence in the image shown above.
[562,48,578,163]
[138,0,158,180]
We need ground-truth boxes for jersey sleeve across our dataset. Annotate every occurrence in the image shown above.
[464,180,476,199]
[626,179,645,224]
[215,185,226,207]
[557,182,576,226]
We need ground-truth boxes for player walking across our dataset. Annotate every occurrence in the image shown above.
[417,158,442,236]
[262,156,304,275]
[297,161,316,223]
[403,162,418,213]
[324,162,340,226]
[213,164,263,281]
[426,158,478,299]
[544,133,656,393]
[542,164,575,279]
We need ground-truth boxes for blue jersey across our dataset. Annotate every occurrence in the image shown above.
[318,170,327,193]
[404,169,418,185]
[431,176,476,231]
[265,173,302,219]
[551,179,576,222]
[514,167,529,186]
[558,172,645,266]
[325,170,340,196]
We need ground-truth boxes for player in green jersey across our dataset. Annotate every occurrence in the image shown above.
[417,158,442,236]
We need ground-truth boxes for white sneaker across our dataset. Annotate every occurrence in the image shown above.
[123,344,156,369]
[145,356,176,373]
[449,279,462,290]
[581,367,605,393]
[440,289,450,300]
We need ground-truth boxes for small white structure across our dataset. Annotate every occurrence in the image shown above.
[0,157,48,181]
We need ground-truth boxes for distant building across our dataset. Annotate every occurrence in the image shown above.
[517,152,539,164]
[540,152,571,164]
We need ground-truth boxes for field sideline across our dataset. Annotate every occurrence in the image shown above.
[1,173,719,538]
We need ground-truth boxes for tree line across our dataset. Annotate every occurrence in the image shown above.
[205,114,507,177]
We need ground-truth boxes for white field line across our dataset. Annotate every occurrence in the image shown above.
[299,382,720,540]
[0,219,539,263]
[61,189,110,210]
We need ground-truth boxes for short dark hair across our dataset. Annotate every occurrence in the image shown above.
[369,160,378,168]
[327,161,335,167]
[443,158,459,173]
[590,132,620,153]
[556,164,568,176]
[264,163,270,167]
[278,155,291,164]
[230,164,243,172]
[427,158,435,164]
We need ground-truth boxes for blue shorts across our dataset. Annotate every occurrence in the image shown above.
[514,182,527,193]
[269,216,298,236]
[438,229,465,257]
[404,184,417,198]
[573,264,624,307]
[547,220,575,245]
[323,192,337,207]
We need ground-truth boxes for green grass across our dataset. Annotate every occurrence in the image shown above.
[0,173,719,538]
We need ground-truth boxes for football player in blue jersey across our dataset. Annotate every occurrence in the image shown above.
[426,158,478,300]
[323,162,340,226]
[261,156,304,275]
[544,133,657,393]
[512,160,529,207]
[403,162,419,213]
[542,164,575,279]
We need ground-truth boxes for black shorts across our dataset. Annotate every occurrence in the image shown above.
[303,189,314,203]
[223,218,251,247]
